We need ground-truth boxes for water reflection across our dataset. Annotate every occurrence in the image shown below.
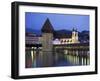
[25,47,90,68]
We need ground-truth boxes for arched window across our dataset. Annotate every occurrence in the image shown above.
[75,33,76,36]
[61,40,63,43]
[67,40,69,42]
[64,40,66,42]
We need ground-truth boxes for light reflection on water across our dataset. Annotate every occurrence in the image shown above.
[25,48,90,68]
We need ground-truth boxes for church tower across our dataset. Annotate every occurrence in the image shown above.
[41,18,54,66]
[72,28,79,43]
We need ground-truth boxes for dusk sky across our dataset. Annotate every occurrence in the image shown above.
[25,12,89,32]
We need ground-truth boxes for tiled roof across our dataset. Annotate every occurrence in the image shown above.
[41,18,54,33]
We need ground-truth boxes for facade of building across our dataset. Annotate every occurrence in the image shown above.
[26,36,42,44]
[53,28,80,45]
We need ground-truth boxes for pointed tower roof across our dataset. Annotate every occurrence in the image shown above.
[72,28,75,31]
[41,18,54,33]
[72,28,77,32]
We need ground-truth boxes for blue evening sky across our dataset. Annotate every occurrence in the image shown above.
[25,12,89,32]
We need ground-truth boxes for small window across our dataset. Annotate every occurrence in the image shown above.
[64,40,66,42]
[61,40,63,43]
[67,40,69,42]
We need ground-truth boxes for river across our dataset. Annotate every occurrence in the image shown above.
[25,47,90,68]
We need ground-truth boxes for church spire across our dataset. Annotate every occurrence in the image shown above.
[72,27,77,32]
[72,28,75,31]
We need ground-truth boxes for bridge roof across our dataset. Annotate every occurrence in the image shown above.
[53,43,89,47]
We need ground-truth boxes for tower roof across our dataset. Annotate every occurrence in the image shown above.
[41,18,54,33]
[72,28,77,32]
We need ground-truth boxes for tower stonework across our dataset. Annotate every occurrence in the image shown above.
[42,33,53,52]
[41,19,54,67]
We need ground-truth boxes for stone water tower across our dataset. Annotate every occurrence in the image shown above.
[41,18,54,67]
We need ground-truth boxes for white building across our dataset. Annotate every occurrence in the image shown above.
[53,28,80,45]
[53,39,61,44]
